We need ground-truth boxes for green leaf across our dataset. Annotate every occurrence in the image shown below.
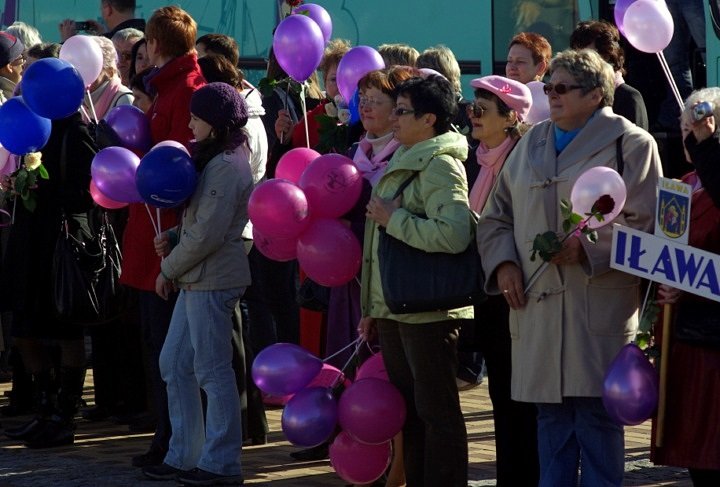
[635,332,650,350]
[22,195,36,212]
[562,220,571,233]
[37,164,49,180]
[585,231,598,243]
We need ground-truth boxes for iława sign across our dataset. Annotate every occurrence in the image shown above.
[610,177,720,302]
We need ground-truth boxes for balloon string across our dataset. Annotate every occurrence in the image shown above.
[301,82,310,149]
[279,79,290,145]
[79,105,92,124]
[144,203,161,237]
[330,339,362,389]
[0,208,11,227]
[656,52,684,112]
[85,89,99,124]
[323,336,362,363]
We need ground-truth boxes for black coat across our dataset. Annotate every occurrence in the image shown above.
[614,82,649,131]
[1,113,96,326]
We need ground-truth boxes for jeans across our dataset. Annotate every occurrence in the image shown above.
[658,0,706,128]
[377,318,468,487]
[160,288,244,476]
[536,397,624,487]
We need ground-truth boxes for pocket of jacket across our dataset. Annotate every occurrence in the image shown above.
[585,282,638,336]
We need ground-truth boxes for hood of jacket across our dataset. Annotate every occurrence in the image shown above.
[387,131,469,173]
[242,87,265,118]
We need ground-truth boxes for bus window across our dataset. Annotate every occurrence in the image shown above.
[493,0,580,73]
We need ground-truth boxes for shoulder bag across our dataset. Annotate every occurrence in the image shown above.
[377,172,485,314]
[51,129,126,325]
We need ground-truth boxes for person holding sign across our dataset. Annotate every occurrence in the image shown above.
[477,49,662,487]
[652,87,720,486]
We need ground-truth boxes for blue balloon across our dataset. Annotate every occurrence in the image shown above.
[135,146,198,208]
[281,387,338,447]
[22,58,85,119]
[0,97,52,155]
[348,88,361,124]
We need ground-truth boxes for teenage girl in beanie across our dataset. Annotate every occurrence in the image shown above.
[143,82,253,485]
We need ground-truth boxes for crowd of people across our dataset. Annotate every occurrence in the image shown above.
[0,0,717,486]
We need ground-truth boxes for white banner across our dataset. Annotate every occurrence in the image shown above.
[611,224,720,303]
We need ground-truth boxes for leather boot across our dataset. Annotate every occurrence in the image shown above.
[24,366,85,449]
[4,370,54,441]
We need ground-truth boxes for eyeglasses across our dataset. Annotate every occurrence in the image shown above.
[358,96,389,108]
[10,55,25,66]
[392,107,417,117]
[466,102,485,118]
[543,82,583,95]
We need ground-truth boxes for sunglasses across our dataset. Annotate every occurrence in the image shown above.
[466,102,486,118]
[392,107,417,117]
[543,82,583,95]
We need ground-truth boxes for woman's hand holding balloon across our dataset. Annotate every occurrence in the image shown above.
[274,109,295,145]
[153,232,171,257]
[357,316,377,342]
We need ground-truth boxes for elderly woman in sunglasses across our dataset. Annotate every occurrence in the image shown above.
[358,75,474,487]
[477,49,662,487]
[465,75,540,486]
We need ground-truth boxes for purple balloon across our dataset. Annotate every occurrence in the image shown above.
[614,0,638,36]
[273,15,325,82]
[336,46,385,104]
[104,104,152,153]
[91,146,142,203]
[293,3,333,44]
[281,387,338,447]
[252,343,323,396]
[602,343,659,426]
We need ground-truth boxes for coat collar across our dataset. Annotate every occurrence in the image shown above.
[146,53,203,94]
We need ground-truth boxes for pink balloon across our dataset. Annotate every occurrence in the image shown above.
[298,154,363,218]
[622,0,674,54]
[248,179,311,239]
[252,226,298,262]
[152,140,190,156]
[59,35,103,87]
[276,147,320,184]
[293,3,332,44]
[273,15,325,82]
[89,179,127,209]
[297,219,361,286]
[91,146,142,203]
[603,344,659,426]
[356,353,389,382]
[525,81,550,125]
[336,46,385,104]
[330,431,391,484]
[338,378,406,445]
[570,166,627,229]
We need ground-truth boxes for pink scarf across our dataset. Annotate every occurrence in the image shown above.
[82,77,125,123]
[469,136,516,213]
[353,132,401,187]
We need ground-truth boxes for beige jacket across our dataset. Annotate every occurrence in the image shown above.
[477,107,662,402]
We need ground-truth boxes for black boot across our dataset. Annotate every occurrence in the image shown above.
[0,347,34,417]
[4,370,55,441]
[24,366,85,449]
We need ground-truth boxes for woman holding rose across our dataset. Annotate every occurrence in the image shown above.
[477,49,662,486]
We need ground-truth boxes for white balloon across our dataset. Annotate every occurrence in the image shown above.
[59,35,104,87]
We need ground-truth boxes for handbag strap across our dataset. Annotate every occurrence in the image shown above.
[392,172,419,200]
[616,134,624,176]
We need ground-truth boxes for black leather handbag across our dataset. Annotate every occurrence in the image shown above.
[377,172,485,314]
[52,209,125,325]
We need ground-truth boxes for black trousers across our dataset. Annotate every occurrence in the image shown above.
[378,318,468,487]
